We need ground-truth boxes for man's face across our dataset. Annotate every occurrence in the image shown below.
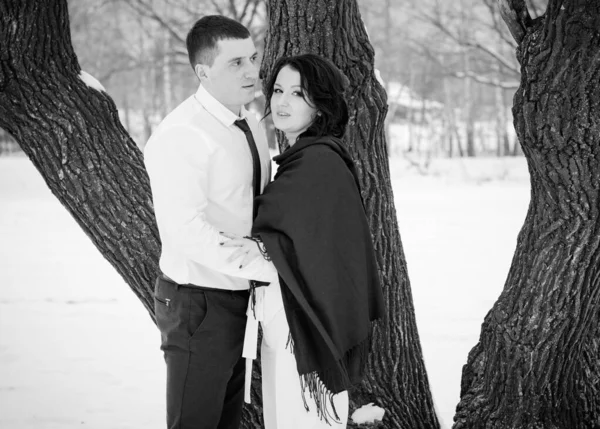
[197,37,259,114]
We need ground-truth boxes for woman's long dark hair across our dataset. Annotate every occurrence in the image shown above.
[264,54,349,139]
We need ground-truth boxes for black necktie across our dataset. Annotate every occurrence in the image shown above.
[235,119,270,289]
[234,118,261,220]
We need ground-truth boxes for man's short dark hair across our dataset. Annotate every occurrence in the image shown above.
[186,15,251,68]
[264,54,350,139]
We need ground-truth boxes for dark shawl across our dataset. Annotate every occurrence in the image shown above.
[251,136,385,420]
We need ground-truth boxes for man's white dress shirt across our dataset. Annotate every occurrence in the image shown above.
[144,85,278,289]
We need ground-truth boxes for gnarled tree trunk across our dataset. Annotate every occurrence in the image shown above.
[262,2,439,428]
[0,0,160,316]
[454,1,600,427]
[0,1,439,428]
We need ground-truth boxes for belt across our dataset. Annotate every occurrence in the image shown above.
[158,273,249,296]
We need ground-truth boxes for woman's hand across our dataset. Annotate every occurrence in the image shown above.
[220,232,263,268]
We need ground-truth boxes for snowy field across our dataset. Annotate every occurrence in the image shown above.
[0,154,531,429]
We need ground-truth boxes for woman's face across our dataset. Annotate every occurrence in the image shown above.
[270,65,318,145]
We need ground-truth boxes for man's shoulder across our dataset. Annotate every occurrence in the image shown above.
[148,97,216,141]
[158,95,204,129]
[145,103,216,160]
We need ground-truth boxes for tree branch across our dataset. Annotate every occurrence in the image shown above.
[414,40,520,89]
[239,0,251,21]
[123,0,186,43]
[497,0,533,44]
[453,70,519,89]
[418,8,520,76]
[209,0,225,15]
[247,0,262,27]
[228,0,239,19]
[456,38,519,76]
[98,60,144,82]
[482,0,519,48]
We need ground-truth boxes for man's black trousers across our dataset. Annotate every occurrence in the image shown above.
[154,276,250,429]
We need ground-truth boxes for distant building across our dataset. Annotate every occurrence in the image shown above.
[386,81,444,123]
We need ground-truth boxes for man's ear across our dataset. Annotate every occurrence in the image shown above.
[194,64,209,81]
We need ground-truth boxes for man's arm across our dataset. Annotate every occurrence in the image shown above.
[144,126,277,283]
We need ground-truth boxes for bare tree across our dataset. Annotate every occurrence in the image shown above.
[454,0,600,427]
[122,0,267,66]
[408,0,522,157]
[416,0,521,89]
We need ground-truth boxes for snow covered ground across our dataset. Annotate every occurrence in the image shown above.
[0,155,530,429]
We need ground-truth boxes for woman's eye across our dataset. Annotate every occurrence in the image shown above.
[293,91,304,97]
[273,88,282,93]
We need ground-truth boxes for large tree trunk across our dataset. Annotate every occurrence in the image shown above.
[0,0,160,317]
[262,2,439,428]
[454,1,600,427]
[0,1,439,428]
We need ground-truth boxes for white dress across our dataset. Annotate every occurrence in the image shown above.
[243,281,349,429]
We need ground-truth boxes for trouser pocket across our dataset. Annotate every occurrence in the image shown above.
[188,288,210,338]
[154,277,178,341]
[154,277,213,346]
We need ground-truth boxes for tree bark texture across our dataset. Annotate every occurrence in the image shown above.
[261,2,440,428]
[0,0,160,318]
[454,1,600,427]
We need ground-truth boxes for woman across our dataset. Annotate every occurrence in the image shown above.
[223,54,385,428]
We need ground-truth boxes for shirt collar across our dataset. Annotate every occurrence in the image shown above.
[194,85,248,127]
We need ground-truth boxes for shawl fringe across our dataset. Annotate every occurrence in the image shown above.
[297,332,372,424]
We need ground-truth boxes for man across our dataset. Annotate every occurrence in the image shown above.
[144,15,277,429]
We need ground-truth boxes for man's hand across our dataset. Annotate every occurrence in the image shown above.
[220,232,262,268]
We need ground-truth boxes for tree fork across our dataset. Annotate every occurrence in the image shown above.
[498,0,533,44]
[454,1,600,427]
